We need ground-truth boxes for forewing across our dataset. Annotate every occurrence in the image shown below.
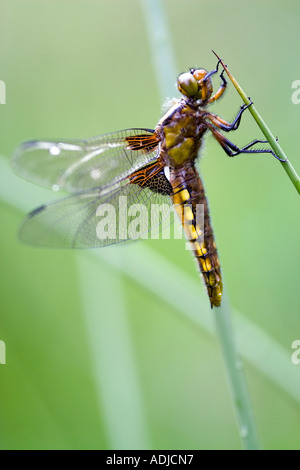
[20,181,172,248]
[12,129,160,193]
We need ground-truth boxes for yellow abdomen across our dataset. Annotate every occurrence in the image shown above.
[171,171,223,308]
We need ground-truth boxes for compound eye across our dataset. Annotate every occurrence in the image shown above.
[177,72,199,97]
[193,69,207,82]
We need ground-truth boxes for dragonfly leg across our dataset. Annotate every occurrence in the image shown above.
[208,69,227,104]
[206,99,253,131]
[208,125,286,162]
[201,59,223,102]
[203,58,222,81]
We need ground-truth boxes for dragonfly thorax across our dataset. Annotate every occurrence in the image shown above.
[157,101,206,167]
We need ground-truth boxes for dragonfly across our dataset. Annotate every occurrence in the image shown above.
[12,56,281,308]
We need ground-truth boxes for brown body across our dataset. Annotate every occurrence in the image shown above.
[155,101,222,307]
[14,58,277,308]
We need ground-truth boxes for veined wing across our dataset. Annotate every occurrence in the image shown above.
[11,128,160,193]
[20,180,172,249]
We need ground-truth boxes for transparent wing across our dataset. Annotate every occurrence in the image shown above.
[12,128,160,193]
[20,181,173,248]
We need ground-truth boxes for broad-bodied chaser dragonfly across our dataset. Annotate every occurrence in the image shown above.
[12,56,280,307]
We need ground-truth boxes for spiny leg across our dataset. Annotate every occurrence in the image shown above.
[208,69,227,104]
[204,58,222,81]
[208,125,286,162]
[206,99,253,132]
[201,59,223,102]
[224,138,285,161]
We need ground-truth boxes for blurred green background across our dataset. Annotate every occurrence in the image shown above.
[0,0,299,450]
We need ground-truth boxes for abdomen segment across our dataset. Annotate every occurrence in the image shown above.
[170,166,223,307]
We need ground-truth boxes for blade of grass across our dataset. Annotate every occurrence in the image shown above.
[0,155,151,450]
[77,254,150,449]
[214,289,260,449]
[141,0,261,450]
[1,155,300,429]
[212,51,300,195]
[141,0,178,99]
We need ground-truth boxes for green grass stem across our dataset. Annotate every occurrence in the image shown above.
[213,52,300,195]
[141,0,262,450]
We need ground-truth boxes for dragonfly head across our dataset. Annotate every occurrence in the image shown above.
[177,68,213,103]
